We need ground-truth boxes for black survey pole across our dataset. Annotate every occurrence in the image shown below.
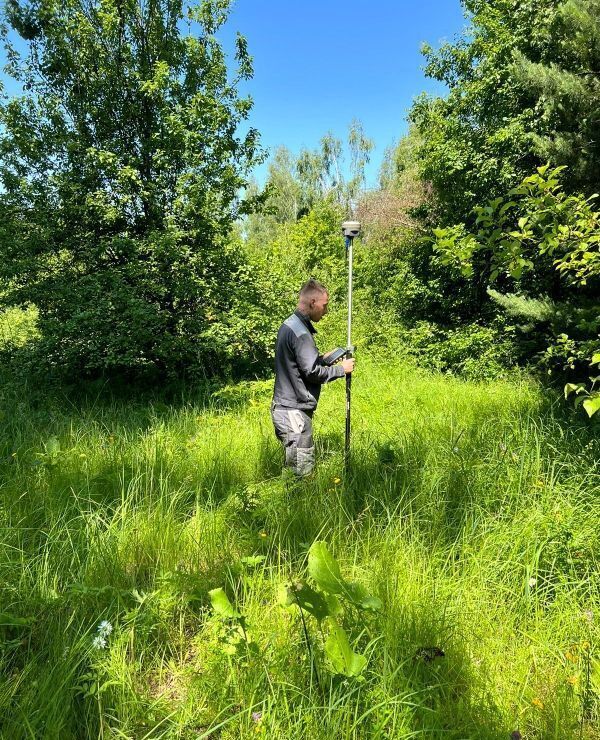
[342,221,360,470]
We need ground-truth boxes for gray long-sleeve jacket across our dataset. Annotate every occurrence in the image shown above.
[272,310,345,411]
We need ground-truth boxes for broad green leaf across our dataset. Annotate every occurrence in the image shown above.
[278,581,339,622]
[344,582,383,612]
[308,542,382,611]
[209,588,241,619]
[239,555,266,568]
[583,396,600,418]
[308,541,346,594]
[564,383,584,399]
[591,353,600,366]
[324,620,367,677]
[0,613,33,628]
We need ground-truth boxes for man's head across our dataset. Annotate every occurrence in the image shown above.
[297,279,329,323]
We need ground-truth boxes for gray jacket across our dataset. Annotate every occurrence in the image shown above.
[272,310,345,411]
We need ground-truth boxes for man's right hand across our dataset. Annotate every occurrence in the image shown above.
[341,358,355,374]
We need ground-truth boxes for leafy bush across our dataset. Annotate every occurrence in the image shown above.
[400,320,517,380]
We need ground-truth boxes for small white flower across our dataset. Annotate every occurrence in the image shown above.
[528,577,537,588]
[92,635,107,650]
[97,620,113,636]
[453,447,459,454]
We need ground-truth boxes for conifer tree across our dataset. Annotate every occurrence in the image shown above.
[411,0,600,224]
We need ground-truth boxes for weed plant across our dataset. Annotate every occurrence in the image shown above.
[1,352,599,738]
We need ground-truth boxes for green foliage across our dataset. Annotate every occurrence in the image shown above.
[279,540,381,681]
[308,541,382,613]
[244,121,373,246]
[401,319,517,380]
[410,0,600,224]
[431,165,599,412]
[564,352,600,418]
[0,0,264,378]
[243,198,348,354]
[431,164,600,286]
[323,619,367,678]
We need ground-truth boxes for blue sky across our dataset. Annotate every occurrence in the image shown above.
[0,0,468,187]
[218,0,468,186]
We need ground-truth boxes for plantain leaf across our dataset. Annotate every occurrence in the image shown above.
[324,619,367,677]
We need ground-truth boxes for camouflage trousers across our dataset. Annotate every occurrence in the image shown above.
[270,404,315,477]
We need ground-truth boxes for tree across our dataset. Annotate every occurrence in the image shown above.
[410,0,600,225]
[431,164,600,413]
[0,0,263,377]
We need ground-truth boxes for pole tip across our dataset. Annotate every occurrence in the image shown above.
[342,221,361,238]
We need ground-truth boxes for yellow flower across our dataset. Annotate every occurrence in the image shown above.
[259,531,267,539]
[581,641,591,651]
[333,477,341,485]
[565,650,577,663]
[79,453,87,459]
[567,675,579,686]
[531,698,544,709]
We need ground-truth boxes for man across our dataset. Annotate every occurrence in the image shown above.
[271,279,355,476]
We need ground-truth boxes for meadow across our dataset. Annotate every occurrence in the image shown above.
[1,309,599,738]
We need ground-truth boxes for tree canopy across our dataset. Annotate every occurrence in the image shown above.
[410,0,600,223]
[0,0,263,377]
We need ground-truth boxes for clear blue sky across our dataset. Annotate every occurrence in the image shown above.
[218,0,467,186]
[0,0,468,188]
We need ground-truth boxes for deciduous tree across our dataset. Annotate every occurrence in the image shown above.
[0,0,263,377]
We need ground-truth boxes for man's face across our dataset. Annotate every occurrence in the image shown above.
[309,292,329,322]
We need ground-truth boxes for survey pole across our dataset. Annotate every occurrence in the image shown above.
[341,220,361,469]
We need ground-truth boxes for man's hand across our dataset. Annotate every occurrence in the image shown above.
[341,358,355,374]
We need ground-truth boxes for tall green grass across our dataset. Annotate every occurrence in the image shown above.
[1,354,599,738]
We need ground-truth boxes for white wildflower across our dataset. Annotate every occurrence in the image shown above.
[92,635,107,650]
[97,620,113,636]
